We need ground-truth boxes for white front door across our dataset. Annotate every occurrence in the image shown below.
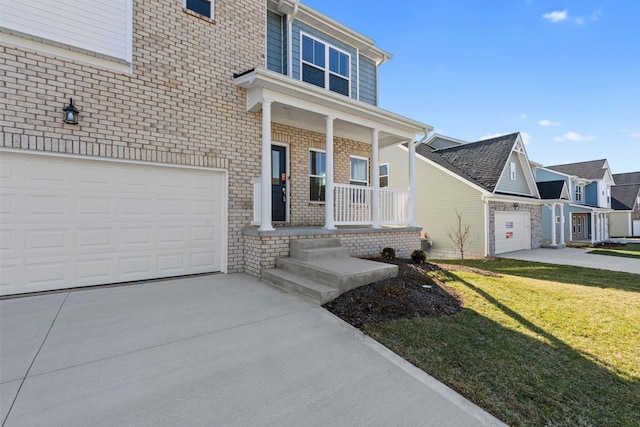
[1,151,227,296]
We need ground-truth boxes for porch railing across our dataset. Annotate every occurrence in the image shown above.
[334,183,372,225]
[379,188,412,225]
[251,180,412,227]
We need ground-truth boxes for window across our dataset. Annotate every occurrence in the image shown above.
[575,185,583,202]
[301,34,350,96]
[309,150,326,202]
[350,156,368,186]
[186,0,212,18]
[607,187,611,204]
[380,163,389,188]
[510,162,516,180]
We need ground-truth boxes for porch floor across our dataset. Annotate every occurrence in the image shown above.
[243,225,421,237]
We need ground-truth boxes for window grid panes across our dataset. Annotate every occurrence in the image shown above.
[350,157,368,186]
[301,34,350,97]
[186,0,212,18]
[380,163,389,188]
[309,150,326,202]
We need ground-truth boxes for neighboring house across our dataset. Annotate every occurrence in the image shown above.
[535,159,614,244]
[381,132,546,259]
[0,0,431,295]
[610,172,640,237]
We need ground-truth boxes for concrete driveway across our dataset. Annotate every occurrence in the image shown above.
[500,247,640,274]
[1,274,505,426]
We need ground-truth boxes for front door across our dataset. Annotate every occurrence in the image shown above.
[572,213,589,240]
[271,145,287,222]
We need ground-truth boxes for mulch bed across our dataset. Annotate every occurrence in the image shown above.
[323,259,466,329]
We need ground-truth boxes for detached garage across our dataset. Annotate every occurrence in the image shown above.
[494,211,531,255]
[0,151,227,296]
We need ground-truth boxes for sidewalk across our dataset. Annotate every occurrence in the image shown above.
[501,247,640,274]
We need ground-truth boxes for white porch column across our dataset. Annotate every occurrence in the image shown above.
[559,203,565,245]
[260,99,274,231]
[596,213,601,242]
[324,116,336,230]
[591,213,596,243]
[408,140,417,227]
[371,128,380,228]
[550,203,557,246]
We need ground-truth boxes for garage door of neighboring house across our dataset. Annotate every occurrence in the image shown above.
[634,220,640,237]
[494,211,531,254]
[0,151,227,296]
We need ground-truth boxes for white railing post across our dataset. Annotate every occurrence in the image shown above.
[371,128,380,229]
[260,99,274,231]
[324,116,336,230]
[551,203,557,246]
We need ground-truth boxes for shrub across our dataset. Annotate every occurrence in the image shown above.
[411,249,427,264]
[381,247,396,261]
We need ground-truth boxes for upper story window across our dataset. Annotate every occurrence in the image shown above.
[186,0,213,18]
[607,187,611,205]
[575,185,583,202]
[309,149,326,202]
[350,156,368,186]
[380,163,389,188]
[301,34,350,96]
[510,162,517,180]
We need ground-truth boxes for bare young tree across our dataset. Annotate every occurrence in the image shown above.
[446,209,473,264]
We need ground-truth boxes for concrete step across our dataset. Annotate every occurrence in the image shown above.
[290,238,341,251]
[290,246,351,261]
[275,257,398,294]
[262,268,339,305]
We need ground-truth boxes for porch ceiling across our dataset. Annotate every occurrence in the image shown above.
[234,67,432,147]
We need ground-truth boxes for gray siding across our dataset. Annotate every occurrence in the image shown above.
[358,55,377,106]
[495,152,531,195]
[266,11,284,74]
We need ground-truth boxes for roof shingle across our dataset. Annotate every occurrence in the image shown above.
[611,184,640,210]
[545,159,608,180]
[415,132,519,192]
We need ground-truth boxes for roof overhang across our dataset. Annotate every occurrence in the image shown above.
[270,0,391,65]
[234,67,432,147]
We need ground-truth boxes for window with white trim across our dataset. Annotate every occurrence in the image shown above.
[510,162,516,180]
[301,34,350,96]
[380,163,389,188]
[350,156,368,186]
[575,185,583,202]
[186,0,213,18]
[309,149,326,202]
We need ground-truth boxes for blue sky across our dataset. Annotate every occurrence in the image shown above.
[302,0,640,173]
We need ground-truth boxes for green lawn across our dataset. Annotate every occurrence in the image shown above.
[366,259,640,427]
[589,243,640,259]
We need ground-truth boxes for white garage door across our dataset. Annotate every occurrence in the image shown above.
[1,151,226,296]
[494,211,531,255]
[634,220,640,237]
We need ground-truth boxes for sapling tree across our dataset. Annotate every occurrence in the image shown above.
[446,209,473,264]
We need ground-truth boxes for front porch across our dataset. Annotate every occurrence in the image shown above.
[243,226,421,277]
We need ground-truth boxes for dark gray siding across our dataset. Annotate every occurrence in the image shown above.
[266,10,284,74]
[358,55,377,105]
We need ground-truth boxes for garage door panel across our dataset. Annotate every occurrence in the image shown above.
[495,211,531,254]
[0,152,225,295]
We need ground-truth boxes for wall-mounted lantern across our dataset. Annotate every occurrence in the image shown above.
[63,98,79,124]
[513,203,520,210]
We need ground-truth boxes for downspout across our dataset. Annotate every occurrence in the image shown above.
[374,54,388,106]
[285,2,298,78]
[483,196,489,257]
[409,129,430,227]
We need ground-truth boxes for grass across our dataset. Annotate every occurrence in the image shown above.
[365,259,640,427]
[589,243,640,259]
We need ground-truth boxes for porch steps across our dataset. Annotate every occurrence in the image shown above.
[262,238,398,305]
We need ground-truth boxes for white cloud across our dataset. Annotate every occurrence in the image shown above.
[538,119,561,127]
[630,131,640,138]
[553,132,597,142]
[543,9,601,25]
[520,113,527,120]
[521,132,532,145]
[543,10,567,22]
